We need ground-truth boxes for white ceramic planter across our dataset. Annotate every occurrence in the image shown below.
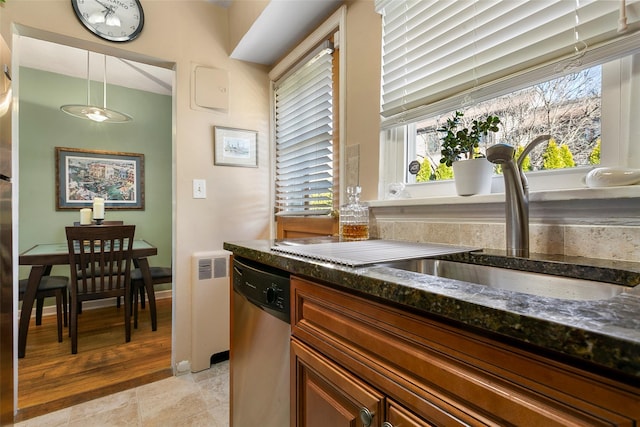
[452,158,494,196]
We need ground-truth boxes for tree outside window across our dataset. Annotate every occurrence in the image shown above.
[413,65,601,182]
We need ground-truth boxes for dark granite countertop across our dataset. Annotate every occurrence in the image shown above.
[223,238,640,380]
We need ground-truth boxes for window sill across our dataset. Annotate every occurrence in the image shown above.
[369,186,640,225]
[369,186,640,208]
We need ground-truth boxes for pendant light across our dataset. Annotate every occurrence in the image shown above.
[61,52,132,123]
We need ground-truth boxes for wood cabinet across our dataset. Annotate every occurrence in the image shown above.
[276,216,338,239]
[386,400,434,427]
[291,276,640,426]
[292,339,384,427]
[293,338,433,427]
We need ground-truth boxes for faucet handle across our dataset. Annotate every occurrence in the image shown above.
[486,143,516,165]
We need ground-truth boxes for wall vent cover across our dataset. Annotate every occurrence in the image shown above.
[198,259,212,280]
[213,257,227,278]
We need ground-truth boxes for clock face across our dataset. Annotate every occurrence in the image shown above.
[72,0,144,43]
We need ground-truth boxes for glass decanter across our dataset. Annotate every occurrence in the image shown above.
[339,186,369,241]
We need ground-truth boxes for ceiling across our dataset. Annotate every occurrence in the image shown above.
[229,0,342,64]
[17,0,342,96]
[18,37,174,95]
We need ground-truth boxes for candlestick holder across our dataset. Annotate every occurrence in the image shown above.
[94,218,104,225]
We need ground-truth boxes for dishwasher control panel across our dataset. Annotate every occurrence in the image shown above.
[233,257,291,323]
[265,283,287,310]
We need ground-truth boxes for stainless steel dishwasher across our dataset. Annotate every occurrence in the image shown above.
[231,257,290,427]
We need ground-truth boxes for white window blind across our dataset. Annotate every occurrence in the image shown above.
[275,50,333,215]
[375,0,640,124]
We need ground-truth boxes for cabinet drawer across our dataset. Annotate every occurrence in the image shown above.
[292,276,640,426]
[386,399,435,427]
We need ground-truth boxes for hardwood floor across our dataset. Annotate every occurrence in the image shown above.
[16,296,172,423]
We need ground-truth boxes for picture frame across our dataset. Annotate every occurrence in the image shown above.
[55,147,145,210]
[213,126,258,167]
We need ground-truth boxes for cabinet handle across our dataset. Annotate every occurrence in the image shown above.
[359,407,374,427]
[382,423,394,427]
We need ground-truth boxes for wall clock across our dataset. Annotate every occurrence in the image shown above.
[71,0,144,43]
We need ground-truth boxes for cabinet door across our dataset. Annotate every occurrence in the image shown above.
[292,338,384,427]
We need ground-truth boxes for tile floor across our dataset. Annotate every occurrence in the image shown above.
[15,360,230,427]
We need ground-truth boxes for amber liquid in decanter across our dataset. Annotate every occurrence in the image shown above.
[339,186,369,241]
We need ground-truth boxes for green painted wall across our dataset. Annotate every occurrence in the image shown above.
[18,67,172,279]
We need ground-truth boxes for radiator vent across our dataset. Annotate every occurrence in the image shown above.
[191,250,231,372]
[198,259,212,280]
[213,257,227,278]
[197,257,227,280]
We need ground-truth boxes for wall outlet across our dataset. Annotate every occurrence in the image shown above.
[193,179,206,199]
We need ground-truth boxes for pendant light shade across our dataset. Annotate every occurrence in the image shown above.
[60,104,132,123]
[61,52,132,123]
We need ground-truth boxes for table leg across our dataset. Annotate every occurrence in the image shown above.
[135,257,157,331]
[18,265,46,358]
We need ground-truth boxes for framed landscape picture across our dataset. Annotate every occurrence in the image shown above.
[55,147,145,210]
[213,126,258,167]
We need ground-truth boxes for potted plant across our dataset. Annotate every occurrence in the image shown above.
[438,111,501,196]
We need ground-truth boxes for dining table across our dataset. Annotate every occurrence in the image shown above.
[18,239,158,358]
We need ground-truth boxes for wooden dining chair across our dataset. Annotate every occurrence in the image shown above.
[65,224,136,354]
[130,265,171,328]
[18,275,68,343]
[73,220,124,314]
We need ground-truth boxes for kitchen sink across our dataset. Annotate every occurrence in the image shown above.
[375,259,632,301]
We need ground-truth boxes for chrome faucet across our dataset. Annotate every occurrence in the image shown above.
[486,135,551,258]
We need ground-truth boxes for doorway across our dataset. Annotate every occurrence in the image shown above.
[15,35,174,419]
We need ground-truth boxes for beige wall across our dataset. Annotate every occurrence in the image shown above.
[227,0,269,54]
[1,1,271,371]
[344,0,381,202]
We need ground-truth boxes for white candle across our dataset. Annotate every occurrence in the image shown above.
[80,208,92,225]
[92,197,105,220]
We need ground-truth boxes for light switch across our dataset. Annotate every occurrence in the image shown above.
[193,179,206,199]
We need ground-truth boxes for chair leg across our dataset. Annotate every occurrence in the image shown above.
[139,286,146,310]
[68,290,73,337]
[55,291,63,343]
[35,296,44,326]
[124,291,131,343]
[70,296,78,354]
[62,290,68,328]
[132,285,137,329]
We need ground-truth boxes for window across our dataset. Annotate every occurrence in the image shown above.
[274,41,335,215]
[270,4,345,217]
[375,0,640,199]
[409,65,602,184]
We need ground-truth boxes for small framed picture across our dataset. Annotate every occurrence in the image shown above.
[213,126,258,167]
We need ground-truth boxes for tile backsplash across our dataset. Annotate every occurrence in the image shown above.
[371,219,640,262]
